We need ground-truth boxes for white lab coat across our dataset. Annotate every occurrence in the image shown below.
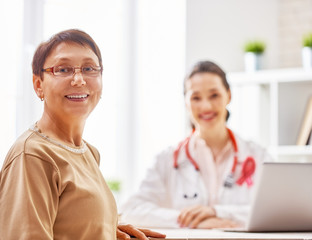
[120,131,273,228]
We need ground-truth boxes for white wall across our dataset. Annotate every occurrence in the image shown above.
[16,0,44,139]
[0,0,23,166]
[127,0,186,197]
[279,0,312,68]
[186,0,280,72]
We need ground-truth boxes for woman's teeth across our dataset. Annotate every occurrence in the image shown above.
[200,113,214,120]
[66,94,88,99]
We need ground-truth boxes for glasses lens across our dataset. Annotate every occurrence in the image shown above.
[54,66,74,77]
[52,66,101,77]
[82,66,101,77]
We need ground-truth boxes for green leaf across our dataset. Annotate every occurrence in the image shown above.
[303,33,312,47]
[244,40,266,54]
[106,179,121,192]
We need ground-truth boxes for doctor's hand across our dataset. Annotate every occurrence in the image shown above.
[117,224,166,240]
[177,205,216,229]
[196,217,241,229]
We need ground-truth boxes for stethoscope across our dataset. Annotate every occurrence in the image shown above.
[173,128,256,199]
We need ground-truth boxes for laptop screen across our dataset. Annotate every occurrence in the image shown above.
[247,162,312,232]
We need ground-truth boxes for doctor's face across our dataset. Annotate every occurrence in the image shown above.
[185,72,231,132]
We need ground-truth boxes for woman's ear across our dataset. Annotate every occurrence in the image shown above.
[227,89,232,104]
[33,75,44,100]
[184,97,192,114]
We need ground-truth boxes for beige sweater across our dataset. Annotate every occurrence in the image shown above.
[0,128,117,240]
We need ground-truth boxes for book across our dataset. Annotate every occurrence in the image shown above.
[297,97,312,145]
[307,129,312,145]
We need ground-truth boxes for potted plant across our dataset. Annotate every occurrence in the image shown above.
[106,178,122,203]
[302,32,312,70]
[243,40,266,72]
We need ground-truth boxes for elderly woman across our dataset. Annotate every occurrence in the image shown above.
[0,29,165,240]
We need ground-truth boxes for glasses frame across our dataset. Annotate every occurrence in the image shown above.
[41,66,102,77]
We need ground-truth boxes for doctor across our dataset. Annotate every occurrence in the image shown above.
[120,60,273,229]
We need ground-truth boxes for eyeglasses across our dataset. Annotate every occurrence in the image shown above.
[42,66,102,78]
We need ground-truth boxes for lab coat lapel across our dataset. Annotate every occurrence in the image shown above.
[189,134,215,206]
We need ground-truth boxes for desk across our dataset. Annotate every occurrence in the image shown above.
[142,228,312,240]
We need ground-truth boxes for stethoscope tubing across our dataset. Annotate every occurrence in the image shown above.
[173,128,256,188]
[173,128,238,174]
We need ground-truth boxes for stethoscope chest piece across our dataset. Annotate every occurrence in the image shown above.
[174,166,201,201]
[183,193,198,199]
[223,173,235,188]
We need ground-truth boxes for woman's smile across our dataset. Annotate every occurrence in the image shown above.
[199,112,217,121]
[65,94,89,101]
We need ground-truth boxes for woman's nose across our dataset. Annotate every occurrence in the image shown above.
[71,70,86,86]
[202,99,212,109]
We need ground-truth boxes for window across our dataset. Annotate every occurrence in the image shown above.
[0,0,23,165]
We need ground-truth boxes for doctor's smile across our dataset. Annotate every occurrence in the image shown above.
[198,112,217,121]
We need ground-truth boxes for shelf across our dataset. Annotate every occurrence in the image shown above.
[227,67,312,161]
[269,145,312,155]
[228,68,312,86]
[268,145,312,163]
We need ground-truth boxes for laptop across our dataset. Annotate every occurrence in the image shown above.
[226,162,312,232]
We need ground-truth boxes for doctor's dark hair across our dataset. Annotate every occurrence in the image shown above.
[184,60,230,122]
[32,29,103,79]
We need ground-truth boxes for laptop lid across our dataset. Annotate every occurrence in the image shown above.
[247,162,312,232]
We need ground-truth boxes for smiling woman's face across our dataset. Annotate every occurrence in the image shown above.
[33,42,102,123]
[185,72,231,132]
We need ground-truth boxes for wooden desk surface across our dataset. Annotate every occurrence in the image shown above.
[141,228,312,240]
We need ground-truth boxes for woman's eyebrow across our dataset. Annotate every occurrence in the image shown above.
[53,57,98,63]
[208,88,219,93]
[190,90,200,95]
[81,57,98,62]
[54,57,71,61]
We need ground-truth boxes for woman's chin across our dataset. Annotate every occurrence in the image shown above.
[199,118,216,126]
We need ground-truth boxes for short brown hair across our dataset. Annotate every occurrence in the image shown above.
[32,29,102,78]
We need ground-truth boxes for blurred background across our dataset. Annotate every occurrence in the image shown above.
[1,0,312,205]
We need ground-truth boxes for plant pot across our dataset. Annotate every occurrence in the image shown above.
[244,52,262,72]
[302,47,312,70]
